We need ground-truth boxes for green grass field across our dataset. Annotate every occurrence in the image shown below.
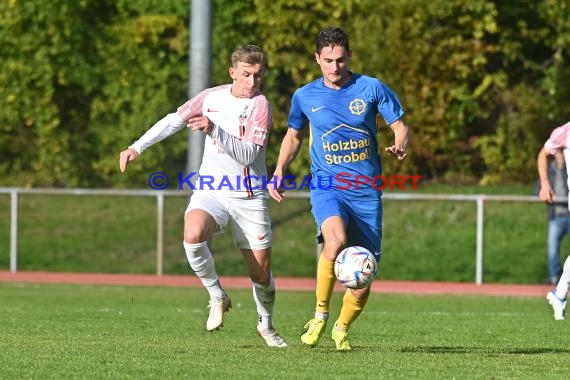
[0,282,569,379]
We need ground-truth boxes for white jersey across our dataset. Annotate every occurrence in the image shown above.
[543,121,570,212]
[130,84,271,198]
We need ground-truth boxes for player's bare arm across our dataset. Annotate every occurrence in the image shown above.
[537,147,554,203]
[385,119,409,160]
[268,128,304,202]
[119,148,139,173]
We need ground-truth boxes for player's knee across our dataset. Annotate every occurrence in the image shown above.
[249,265,270,284]
[183,211,216,243]
[184,226,205,244]
[325,238,347,257]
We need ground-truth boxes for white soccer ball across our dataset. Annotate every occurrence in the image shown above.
[334,246,378,289]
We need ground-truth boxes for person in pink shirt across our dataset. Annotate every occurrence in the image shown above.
[537,120,570,320]
[118,45,287,346]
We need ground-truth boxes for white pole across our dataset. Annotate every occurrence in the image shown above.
[476,196,485,285]
[187,0,212,176]
[156,193,164,276]
[10,189,18,273]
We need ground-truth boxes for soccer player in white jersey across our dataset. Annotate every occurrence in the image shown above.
[538,120,570,320]
[118,45,287,347]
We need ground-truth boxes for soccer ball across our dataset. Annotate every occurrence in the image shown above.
[334,246,378,289]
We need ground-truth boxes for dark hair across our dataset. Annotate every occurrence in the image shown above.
[231,44,266,68]
[315,27,349,54]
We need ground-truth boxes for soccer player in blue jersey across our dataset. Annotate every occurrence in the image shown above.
[268,26,410,350]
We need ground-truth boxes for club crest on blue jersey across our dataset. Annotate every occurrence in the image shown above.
[349,99,366,115]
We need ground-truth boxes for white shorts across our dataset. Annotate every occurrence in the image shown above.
[186,190,272,250]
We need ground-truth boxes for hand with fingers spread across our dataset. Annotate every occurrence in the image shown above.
[385,145,407,160]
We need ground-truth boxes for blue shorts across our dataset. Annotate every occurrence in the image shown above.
[310,189,382,262]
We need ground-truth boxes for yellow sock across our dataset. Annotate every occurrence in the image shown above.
[315,254,336,314]
[336,289,369,330]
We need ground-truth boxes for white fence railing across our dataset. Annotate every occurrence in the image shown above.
[0,187,543,285]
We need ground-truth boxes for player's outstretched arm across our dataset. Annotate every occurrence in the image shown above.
[119,148,139,173]
[268,128,303,202]
[118,113,186,173]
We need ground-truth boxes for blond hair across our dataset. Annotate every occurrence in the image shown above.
[231,45,266,68]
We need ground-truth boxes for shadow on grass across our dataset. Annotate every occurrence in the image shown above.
[399,346,570,355]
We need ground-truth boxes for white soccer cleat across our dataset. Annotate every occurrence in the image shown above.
[256,327,288,348]
[206,292,232,331]
[546,291,566,321]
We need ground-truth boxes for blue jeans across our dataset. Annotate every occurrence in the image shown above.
[548,215,570,283]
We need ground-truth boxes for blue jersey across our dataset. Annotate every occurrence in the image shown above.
[288,73,404,199]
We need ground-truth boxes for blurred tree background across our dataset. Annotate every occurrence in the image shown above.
[1,0,569,188]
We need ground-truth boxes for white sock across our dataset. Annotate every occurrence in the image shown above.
[555,255,570,300]
[315,312,328,321]
[252,273,275,330]
[183,241,223,299]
